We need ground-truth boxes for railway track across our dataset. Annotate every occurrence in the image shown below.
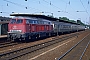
[0,42,19,48]
[0,32,79,60]
[58,33,90,60]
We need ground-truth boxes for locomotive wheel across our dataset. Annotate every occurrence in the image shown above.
[14,39,20,42]
[25,37,29,42]
[29,36,31,39]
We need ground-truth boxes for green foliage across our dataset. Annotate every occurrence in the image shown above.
[77,20,85,25]
[58,17,85,25]
[68,20,76,23]
[59,17,69,21]
[59,17,76,23]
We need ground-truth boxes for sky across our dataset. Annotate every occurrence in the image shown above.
[0,0,90,24]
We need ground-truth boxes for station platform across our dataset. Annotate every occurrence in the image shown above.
[0,35,7,38]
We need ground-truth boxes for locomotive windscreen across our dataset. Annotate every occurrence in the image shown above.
[10,19,23,24]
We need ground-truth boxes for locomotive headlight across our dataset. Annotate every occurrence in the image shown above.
[10,30,14,32]
[10,30,11,32]
[17,30,22,32]
[10,30,13,32]
[10,30,22,32]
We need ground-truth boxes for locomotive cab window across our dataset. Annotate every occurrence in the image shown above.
[16,19,23,24]
[29,20,37,24]
[10,19,16,24]
[10,19,23,24]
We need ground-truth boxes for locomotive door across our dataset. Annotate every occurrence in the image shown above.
[26,19,31,32]
[31,24,36,32]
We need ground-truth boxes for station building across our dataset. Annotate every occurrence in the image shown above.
[0,16,11,35]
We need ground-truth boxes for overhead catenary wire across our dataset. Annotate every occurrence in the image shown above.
[2,0,90,21]
[61,0,90,23]
[42,0,79,18]
[80,0,90,16]
[33,0,55,14]
[2,0,81,18]
[0,5,10,15]
[86,0,90,14]
[61,0,78,13]
[42,0,63,12]
[3,0,42,12]
[88,0,89,4]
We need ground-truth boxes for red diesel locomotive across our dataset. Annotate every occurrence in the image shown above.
[8,14,53,41]
[8,13,85,42]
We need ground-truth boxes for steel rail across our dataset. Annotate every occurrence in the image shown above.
[0,42,12,45]
[58,33,90,60]
[0,42,18,48]
[79,40,90,60]
[0,33,79,60]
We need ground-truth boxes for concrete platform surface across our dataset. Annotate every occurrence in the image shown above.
[0,35,7,38]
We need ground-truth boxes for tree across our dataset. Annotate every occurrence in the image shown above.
[77,20,85,25]
[59,17,69,21]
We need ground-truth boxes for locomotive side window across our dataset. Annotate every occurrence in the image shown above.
[34,20,38,24]
[26,19,38,24]
[30,20,38,24]
[43,21,46,24]
[43,21,50,25]
[26,19,29,24]
[39,21,43,24]
[16,19,23,24]
[48,22,50,24]
[29,20,33,24]
[10,19,16,24]
[26,19,51,24]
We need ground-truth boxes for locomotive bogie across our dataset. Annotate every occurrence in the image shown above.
[7,32,26,41]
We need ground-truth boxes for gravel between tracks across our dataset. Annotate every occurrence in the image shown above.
[0,31,81,53]
[16,30,90,60]
[0,32,88,60]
